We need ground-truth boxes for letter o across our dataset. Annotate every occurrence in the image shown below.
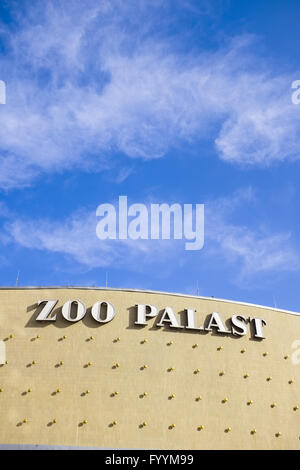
[62,300,86,322]
[91,301,115,323]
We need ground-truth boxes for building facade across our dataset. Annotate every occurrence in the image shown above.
[0,287,299,449]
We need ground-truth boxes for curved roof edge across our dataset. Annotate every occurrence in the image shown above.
[0,286,299,318]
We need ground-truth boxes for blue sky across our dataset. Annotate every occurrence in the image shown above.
[1,0,300,311]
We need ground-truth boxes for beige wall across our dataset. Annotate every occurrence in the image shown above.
[0,287,299,450]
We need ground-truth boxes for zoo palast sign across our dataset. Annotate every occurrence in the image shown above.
[35,299,267,339]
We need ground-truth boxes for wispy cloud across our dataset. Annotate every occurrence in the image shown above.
[0,1,299,189]
[206,188,300,282]
[5,207,181,270]
[4,188,299,284]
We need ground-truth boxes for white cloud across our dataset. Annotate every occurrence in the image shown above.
[0,2,299,188]
[206,189,299,280]
[5,208,181,270]
[4,188,299,283]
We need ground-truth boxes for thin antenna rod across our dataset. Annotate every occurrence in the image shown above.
[16,270,20,287]
[196,280,199,296]
[105,272,108,288]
